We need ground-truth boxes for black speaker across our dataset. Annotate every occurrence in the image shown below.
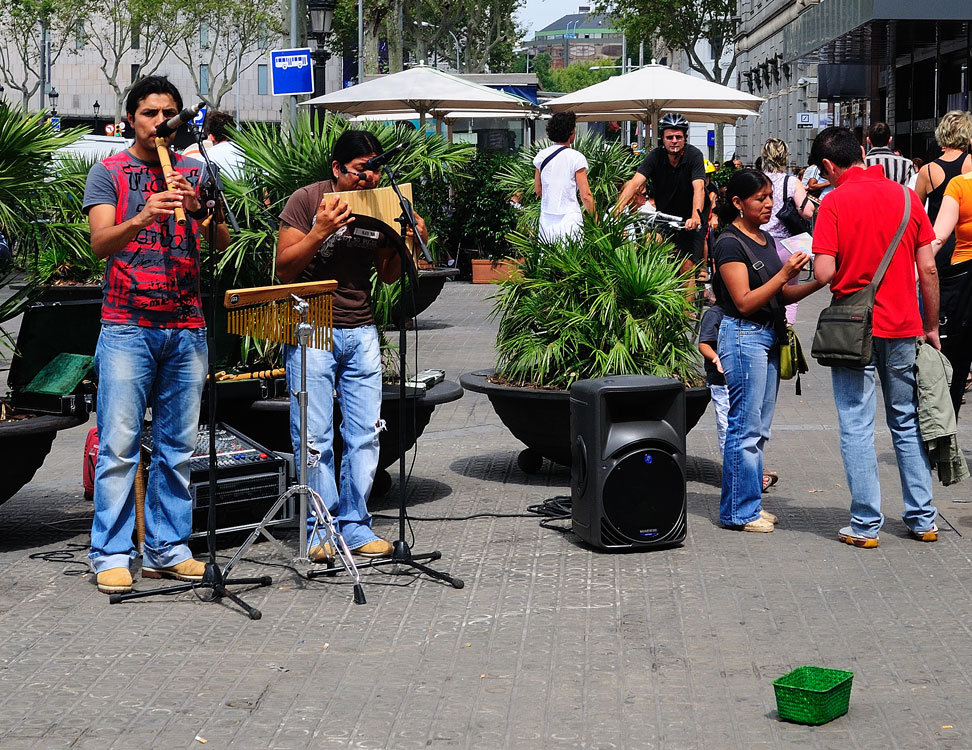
[570,376,687,550]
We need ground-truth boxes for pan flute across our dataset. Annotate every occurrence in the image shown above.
[224,280,338,350]
[331,183,417,261]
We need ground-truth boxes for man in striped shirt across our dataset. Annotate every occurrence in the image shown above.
[864,122,915,186]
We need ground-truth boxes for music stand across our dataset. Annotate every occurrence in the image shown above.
[309,162,462,589]
[110,135,271,618]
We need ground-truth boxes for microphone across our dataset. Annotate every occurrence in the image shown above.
[155,102,205,139]
[362,143,407,172]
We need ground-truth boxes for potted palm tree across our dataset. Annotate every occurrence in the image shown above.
[460,135,709,473]
[0,104,92,505]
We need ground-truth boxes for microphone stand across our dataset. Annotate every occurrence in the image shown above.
[110,130,272,618]
[310,161,462,589]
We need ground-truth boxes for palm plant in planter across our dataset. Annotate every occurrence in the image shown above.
[0,104,91,505]
[460,211,709,472]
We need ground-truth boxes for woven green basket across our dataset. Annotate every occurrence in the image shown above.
[773,666,854,725]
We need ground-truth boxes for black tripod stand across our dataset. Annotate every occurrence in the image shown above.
[310,161,462,589]
[110,134,271,618]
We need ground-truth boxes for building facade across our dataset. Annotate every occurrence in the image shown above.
[524,6,624,69]
[735,0,972,165]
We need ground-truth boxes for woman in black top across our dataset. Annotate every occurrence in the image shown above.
[915,110,972,268]
[712,169,823,532]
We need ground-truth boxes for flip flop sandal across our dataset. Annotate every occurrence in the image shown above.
[762,471,779,492]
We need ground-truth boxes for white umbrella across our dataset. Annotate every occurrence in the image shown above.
[574,107,758,126]
[300,65,534,127]
[548,64,763,141]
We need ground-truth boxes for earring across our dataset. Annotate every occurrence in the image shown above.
[739,209,744,218]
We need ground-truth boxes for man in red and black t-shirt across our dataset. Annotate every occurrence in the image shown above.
[811,126,940,549]
[83,76,229,594]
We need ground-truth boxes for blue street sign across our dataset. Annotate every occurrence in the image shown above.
[270,48,314,96]
[50,117,61,132]
[192,106,207,127]
[707,129,715,148]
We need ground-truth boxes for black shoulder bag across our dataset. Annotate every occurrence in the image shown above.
[775,174,812,236]
[810,183,910,368]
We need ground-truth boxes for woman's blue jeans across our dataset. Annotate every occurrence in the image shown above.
[284,325,382,550]
[831,337,937,537]
[718,316,780,526]
[89,324,207,573]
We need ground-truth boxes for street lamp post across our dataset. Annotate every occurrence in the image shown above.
[48,87,59,117]
[93,99,100,134]
[446,30,460,72]
[308,0,336,96]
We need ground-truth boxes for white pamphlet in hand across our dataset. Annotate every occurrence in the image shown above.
[779,232,813,256]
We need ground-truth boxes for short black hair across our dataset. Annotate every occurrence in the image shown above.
[125,76,183,118]
[809,126,863,170]
[204,111,235,142]
[331,129,383,179]
[867,122,892,147]
[547,112,576,143]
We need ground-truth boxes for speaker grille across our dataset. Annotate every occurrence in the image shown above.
[599,447,685,546]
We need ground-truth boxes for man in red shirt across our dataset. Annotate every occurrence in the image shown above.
[811,126,940,548]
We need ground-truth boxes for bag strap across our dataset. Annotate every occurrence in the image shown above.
[869,183,911,291]
[539,145,568,173]
[723,226,785,319]
[782,174,790,198]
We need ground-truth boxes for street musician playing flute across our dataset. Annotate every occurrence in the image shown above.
[82,76,229,595]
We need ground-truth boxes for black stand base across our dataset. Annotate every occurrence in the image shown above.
[352,541,464,588]
[108,562,272,620]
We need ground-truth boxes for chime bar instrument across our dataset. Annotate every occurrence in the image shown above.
[224,280,338,350]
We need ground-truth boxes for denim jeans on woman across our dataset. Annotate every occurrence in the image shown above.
[284,325,382,550]
[831,336,937,538]
[89,324,207,573]
[718,316,780,526]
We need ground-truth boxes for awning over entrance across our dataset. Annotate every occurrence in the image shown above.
[783,0,970,63]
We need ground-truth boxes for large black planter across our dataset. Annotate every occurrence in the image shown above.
[0,413,89,505]
[459,370,710,473]
[390,268,455,326]
[221,379,464,498]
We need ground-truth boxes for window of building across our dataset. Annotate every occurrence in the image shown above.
[200,65,210,95]
[131,22,140,49]
[131,64,141,83]
[258,64,269,95]
[200,23,210,49]
[75,21,85,50]
[258,30,269,50]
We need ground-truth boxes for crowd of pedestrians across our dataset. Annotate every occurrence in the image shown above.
[596,111,972,544]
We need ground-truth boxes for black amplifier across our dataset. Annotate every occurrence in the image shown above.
[141,423,292,538]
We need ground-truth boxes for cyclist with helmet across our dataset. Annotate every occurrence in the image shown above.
[617,112,706,277]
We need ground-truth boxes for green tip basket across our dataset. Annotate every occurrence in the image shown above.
[773,666,854,725]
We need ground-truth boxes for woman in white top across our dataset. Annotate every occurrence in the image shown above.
[760,138,815,324]
[533,112,595,242]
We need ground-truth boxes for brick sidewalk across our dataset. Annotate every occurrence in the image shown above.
[2,279,972,749]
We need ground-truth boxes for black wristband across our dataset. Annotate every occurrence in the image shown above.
[188,206,208,220]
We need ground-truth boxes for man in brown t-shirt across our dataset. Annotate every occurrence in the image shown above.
[276,130,427,560]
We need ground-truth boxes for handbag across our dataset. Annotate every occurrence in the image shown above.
[811,183,911,368]
[779,325,809,394]
[775,175,812,236]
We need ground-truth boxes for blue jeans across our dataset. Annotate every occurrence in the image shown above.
[285,325,382,550]
[718,317,779,526]
[831,337,937,537]
[89,324,207,573]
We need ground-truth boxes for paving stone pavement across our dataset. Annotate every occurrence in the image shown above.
[3,279,972,749]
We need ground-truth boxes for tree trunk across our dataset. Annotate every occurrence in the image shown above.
[364,24,380,74]
[385,0,403,73]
